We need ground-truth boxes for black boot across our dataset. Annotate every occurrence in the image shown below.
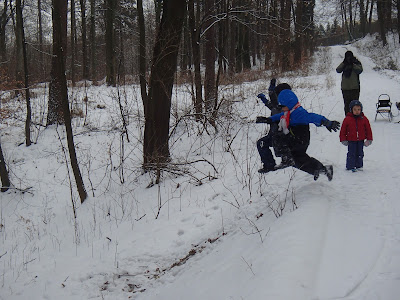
[313,165,333,181]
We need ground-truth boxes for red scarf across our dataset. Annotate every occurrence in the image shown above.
[279,102,301,134]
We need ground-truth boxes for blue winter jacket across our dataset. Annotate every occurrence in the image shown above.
[269,90,328,126]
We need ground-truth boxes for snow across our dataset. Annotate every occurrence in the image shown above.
[2,34,400,300]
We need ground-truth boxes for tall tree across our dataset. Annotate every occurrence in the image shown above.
[0,0,9,63]
[188,0,202,119]
[376,0,388,45]
[14,0,23,89]
[0,141,10,192]
[90,0,96,80]
[70,0,77,85]
[137,0,148,111]
[105,0,116,86]
[37,0,44,73]
[143,0,186,167]
[80,0,89,79]
[204,0,216,115]
[16,0,31,146]
[52,0,87,203]
[47,0,68,125]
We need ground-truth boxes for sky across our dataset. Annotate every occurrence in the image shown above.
[1,34,400,300]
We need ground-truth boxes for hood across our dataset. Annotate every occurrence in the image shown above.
[277,89,299,110]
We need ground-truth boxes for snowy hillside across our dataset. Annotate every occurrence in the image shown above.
[2,34,400,300]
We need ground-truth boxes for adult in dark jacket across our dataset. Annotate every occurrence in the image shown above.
[257,89,340,180]
[336,50,363,115]
[339,100,373,171]
[256,81,293,173]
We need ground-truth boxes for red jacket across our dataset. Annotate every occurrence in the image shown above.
[340,112,373,142]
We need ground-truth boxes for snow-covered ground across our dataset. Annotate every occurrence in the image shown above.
[1,34,400,300]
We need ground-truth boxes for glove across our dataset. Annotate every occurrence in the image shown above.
[256,116,272,124]
[257,93,268,105]
[353,58,361,65]
[321,119,340,132]
[268,78,276,91]
[341,141,349,146]
[364,140,372,147]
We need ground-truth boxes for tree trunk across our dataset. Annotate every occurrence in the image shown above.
[137,0,148,112]
[16,0,31,146]
[52,0,87,203]
[38,0,44,73]
[90,0,96,80]
[14,0,23,90]
[377,0,387,45]
[143,0,186,167]
[47,0,68,125]
[204,0,216,114]
[0,0,8,63]
[188,0,202,120]
[0,142,10,192]
[360,0,366,37]
[397,0,400,43]
[105,0,116,86]
[80,0,89,79]
[70,0,76,85]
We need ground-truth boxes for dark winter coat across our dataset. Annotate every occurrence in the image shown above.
[340,112,373,142]
[336,60,363,90]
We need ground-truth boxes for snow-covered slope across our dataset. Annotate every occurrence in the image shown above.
[1,37,400,300]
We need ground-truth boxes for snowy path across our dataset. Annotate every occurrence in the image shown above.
[135,45,400,300]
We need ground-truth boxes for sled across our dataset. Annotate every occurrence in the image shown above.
[375,94,393,122]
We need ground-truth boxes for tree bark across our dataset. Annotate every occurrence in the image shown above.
[0,141,10,192]
[80,0,89,79]
[204,0,216,114]
[14,0,23,89]
[188,0,202,120]
[137,0,148,112]
[52,0,87,203]
[47,0,68,125]
[377,0,387,45]
[0,0,8,63]
[70,0,76,85]
[90,0,96,80]
[143,0,186,167]
[16,0,31,146]
[105,0,116,86]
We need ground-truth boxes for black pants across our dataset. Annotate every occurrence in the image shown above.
[276,125,324,176]
[342,89,360,115]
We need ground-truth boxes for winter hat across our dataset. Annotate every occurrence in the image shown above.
[277,89,299,110]
[274,83,292,97]
[345,51,354,60]
[349,99,363,112]
[277,90,301,134]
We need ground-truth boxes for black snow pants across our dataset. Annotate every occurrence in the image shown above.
[275,125,324,175]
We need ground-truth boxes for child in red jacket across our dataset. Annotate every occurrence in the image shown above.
[340,100,373,172]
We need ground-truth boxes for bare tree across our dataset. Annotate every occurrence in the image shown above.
[188,0,202,120]
[204,0,216,116]
[105,0,116,86]
[90,0,96,80]
[137,0,147,110]
[47,0,68,125]
[376,0,388,45]
[80,0,89,79]
[16,0,31,146]
[143,0,186,167]
[0,141,10,192]
[52,0,87,203]
[0,0,9,63]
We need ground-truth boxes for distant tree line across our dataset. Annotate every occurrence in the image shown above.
[317,0,400,46]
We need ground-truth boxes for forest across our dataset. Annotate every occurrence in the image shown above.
[0,0,399,194]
